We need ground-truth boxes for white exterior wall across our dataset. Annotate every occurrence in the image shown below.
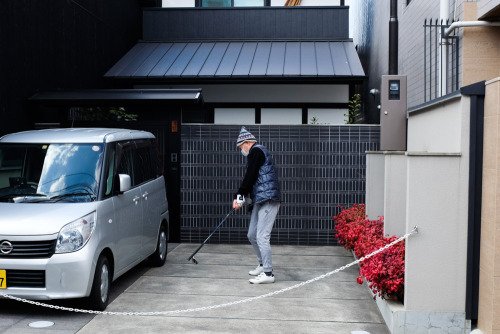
[366,151,385,220]
[162,0,195,6]
[404,153,468,312]
[370,95,471,333]
[261,108,302,124]
[407,96,463,153]
[214,108,255,124]
[308,108,348,125]
[403,96,469,332]
[478,0,500,18]
[383,152,407,237]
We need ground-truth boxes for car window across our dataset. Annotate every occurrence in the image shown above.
[136,141,154,184]
[117,148,136,187]
[115,139,161,189]
[0,143,102,202]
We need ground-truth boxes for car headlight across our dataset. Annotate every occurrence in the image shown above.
[56,212,96,253]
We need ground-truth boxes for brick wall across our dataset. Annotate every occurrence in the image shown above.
[180,124,380,245]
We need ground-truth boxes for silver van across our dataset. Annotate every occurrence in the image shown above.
[0,128,169,310]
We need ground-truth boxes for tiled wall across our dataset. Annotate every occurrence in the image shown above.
[180,124,380,245]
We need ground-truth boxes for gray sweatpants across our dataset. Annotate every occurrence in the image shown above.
[247,200,280,273]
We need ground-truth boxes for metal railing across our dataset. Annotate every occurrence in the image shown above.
[423,19,460,102]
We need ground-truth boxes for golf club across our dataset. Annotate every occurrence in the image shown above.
[187,197,252,264]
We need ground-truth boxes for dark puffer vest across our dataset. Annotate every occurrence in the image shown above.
[250,145,281,204]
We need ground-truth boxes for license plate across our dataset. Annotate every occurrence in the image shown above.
[0,270,5,289]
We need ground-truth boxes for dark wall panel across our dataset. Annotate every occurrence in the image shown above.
[181,124,380,246]
[0,0,144,136]
[143,7,349,41]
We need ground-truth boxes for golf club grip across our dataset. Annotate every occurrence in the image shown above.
[187,207,235,261]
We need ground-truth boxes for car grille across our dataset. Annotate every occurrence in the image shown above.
[0,240,56,258]
[6,270,45,288]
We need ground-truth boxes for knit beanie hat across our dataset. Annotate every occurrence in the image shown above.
[236,126,257,147]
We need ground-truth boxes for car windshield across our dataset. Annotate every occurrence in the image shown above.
[0,143,103,203]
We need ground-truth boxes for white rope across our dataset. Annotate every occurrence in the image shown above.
[0,226,418,316]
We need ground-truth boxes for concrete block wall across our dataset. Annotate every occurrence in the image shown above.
[180,124,380,245]
[366,94,471,333]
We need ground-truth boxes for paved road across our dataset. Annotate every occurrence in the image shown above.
[0,244,389,333]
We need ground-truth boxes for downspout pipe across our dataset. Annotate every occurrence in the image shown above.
[389,0,398,75]
[445,20,500,36]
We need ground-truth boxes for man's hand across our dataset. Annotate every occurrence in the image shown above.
[233,194,245,210]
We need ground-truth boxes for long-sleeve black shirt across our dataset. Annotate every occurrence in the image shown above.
[234,145,265,199]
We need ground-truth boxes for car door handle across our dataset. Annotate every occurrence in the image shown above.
[133,196,140,204]
[142,192,149,200]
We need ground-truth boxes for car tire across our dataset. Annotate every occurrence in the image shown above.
[87,255,111,311]
[148,225,168,267]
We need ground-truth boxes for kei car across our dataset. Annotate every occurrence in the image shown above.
[0,128,169,310]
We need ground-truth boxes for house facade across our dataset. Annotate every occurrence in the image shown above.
[2,1,374,245]
[102,3,371,245]
[357,0,500,332]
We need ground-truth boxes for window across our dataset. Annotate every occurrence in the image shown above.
[0,143,103,200]
[115,140,161,189]
[198,0,268,7]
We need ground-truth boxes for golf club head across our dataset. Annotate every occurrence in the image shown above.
[191,257,198,264]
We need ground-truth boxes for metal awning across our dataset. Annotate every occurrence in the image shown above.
[104,41,365,83]
[29,89,203,106]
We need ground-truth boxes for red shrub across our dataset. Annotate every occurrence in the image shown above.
[334,205,405,301]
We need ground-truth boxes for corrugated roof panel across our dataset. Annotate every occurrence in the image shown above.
[216,42,243,76]
[133,43,174,77]
[342,42,365,76]
[232,42,257,76]
[266,42,286,76]
[283,42,301,76]
[105,43,150,77]
[250,42,272,76]
[104,41,365,80]
[166,43,200,76]
[148,43,187,77]
[315,42,335,76]
[329,42,351,76]
[300,42,317,76]
[181,43,215,77]
[117,43,160,77]
[198,42,229,77]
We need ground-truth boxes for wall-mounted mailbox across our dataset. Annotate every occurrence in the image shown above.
[380,75,407,151]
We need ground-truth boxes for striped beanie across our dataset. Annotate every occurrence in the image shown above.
[236,126,257,147]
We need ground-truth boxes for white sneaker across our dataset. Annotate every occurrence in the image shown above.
[249,265,264,276]
[249,272,275,284]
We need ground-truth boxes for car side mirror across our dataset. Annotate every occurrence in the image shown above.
[118,174,131,193]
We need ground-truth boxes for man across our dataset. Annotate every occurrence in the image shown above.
[233,126,281,284]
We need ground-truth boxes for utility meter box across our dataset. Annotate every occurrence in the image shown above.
[380,75,407,151]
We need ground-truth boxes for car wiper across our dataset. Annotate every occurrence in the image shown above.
[49,192,97,202]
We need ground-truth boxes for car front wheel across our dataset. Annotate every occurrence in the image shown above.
[87,255,111,311]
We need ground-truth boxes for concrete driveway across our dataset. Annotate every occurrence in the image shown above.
[76,243,390,334]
